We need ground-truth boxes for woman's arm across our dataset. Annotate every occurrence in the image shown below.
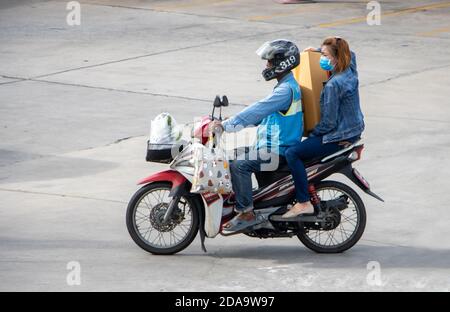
[303,47,321,53]
[311,84,339,136]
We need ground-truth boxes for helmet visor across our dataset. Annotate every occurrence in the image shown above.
[256,41,275,60]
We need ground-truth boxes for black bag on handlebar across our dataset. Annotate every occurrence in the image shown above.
[146,142,174,163]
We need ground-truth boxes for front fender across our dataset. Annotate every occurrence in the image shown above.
[137,170,187,194]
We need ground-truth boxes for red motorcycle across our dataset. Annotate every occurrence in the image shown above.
[126,96,383,255]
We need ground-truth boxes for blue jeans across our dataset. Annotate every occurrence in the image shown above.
[230,148,285,213]
[285,135,360,203]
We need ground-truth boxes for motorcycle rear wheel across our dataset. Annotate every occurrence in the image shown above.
[297,180,366,253]
[126,182,199,255]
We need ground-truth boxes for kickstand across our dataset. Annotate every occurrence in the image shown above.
[198,205,207,253]
[200,228,207,253]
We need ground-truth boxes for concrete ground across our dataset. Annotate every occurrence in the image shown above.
[1,0,449,291]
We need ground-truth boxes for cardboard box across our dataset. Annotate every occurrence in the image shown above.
[292,51,329,137]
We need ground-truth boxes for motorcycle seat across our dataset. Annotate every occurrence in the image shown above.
[276,156,324,173]
[277,139,362,172]
[320,140,362,163]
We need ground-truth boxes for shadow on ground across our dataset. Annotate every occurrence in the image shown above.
[0,152,118,183]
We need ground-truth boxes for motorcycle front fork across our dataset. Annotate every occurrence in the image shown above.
[163,195,181,223]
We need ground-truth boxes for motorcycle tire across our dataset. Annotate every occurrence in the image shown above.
[126,182,200,255]
[297,180,367,254]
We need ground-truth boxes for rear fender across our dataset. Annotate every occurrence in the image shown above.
[339,165,384,202]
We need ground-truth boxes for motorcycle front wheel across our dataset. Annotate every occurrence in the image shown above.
[126,182,199,255]
[297,180,367,253]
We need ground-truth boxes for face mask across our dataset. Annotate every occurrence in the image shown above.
[320,56,334,71]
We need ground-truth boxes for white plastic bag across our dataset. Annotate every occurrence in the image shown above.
[149,113,182,149]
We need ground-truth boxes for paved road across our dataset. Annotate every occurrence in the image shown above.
[1,0,450,291]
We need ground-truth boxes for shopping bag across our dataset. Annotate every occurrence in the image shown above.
[191,135,232,194]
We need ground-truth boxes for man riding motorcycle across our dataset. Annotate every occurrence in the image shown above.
[127,39,384,255]
[210,39,304,233]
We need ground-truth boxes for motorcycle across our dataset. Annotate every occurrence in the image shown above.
[126,96,384,255]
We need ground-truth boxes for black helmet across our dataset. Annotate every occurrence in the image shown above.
[256,39,300,81]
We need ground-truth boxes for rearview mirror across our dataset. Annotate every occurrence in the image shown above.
[213,95,221,107]
[222,95,229,107]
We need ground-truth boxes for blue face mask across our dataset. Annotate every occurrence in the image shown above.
[320,56,334,71]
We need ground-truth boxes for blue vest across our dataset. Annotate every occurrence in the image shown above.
[256,77,303,156]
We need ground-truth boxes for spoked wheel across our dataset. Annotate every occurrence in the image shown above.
[126,182,199,255]
[297,180,366,253]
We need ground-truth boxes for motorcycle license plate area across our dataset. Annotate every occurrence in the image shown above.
[353,168,370,189]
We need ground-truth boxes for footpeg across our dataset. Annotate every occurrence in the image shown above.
[270,214,317,222]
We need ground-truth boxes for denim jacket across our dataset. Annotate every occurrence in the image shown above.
[311,52,365,143]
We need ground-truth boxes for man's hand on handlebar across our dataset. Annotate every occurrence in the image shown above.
[208,120,224,135]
